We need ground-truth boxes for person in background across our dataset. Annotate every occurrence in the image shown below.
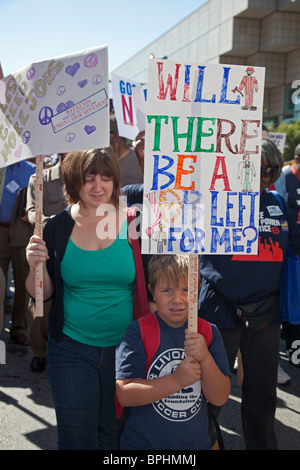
[132,130,145,174]
[0,160,36,345]
[274,143,300,368]
[261,124,291,385]
[25,148,149,450]
[110,115,144,185]
[26,154,67,372]
[198,138,300,449]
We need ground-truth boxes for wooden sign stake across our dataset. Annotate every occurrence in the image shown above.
[188,254,199,332]
[34,155,44,317]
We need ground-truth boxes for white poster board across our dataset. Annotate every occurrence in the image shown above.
[142,60,265,255]
[111,73,146,139]
[269,132,286,155]
[0,45,109,168]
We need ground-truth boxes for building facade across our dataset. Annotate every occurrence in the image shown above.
[111,0,300,124]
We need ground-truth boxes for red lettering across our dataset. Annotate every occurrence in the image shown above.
[157,62,181,101]
[121,95,134,125]
[209,156,231,191]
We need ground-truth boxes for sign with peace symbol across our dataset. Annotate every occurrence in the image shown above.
[39,106,53,125]
[84,53,98,68]
[22,131,31,144]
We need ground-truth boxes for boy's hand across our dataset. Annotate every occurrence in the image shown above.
[184,330,209,363]
[172,356,201,390]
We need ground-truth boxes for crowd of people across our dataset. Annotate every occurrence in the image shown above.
[0,114,299,450]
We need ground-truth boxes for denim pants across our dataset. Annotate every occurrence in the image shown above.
[47,334,117,450]
[209,324,281,450]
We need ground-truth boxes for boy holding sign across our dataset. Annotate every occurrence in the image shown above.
[116,255,230,450]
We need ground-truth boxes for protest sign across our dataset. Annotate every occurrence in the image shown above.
[0,45,109,168]
[132,84,147,132]
[269,132,286,155]
[142,59,265,256]
[111,74,145,139]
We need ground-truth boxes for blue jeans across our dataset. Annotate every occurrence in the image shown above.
[47,334,117,450]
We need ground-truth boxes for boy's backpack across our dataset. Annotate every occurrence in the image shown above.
[138,312,213,373]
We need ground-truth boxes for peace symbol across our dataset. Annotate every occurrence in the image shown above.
[39,106,53,125]
[22,131,31,144]
[27,67,36,80]
[92,74,102,85]
[57,86,66,96]
[84,53,98,68]
[65,133,75,142]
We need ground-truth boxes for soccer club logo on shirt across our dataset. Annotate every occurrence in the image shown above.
[147,348,202,422]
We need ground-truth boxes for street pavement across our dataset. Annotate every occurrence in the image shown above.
[0,312,299,451]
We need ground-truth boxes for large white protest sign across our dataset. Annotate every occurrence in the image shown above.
[111,74,145,140]
[142,59,265,255]
[0,45,109,168]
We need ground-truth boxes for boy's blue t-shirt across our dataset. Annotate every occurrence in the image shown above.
[115,312,230,450]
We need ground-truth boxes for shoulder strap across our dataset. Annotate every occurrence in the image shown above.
[138,313,161,373]
[138,314,213,374]
[197,317,213,347]
[127,207,150,320]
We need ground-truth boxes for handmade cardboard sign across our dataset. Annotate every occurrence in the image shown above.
[142,59,265,256]
[0,45,109,168]
[111,73,146,140]
[269,132,286,155]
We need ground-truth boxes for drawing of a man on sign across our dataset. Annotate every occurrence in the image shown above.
[0,45,109,169]
[141,59,265,255]
[238,67,258,111]
[238,154,256,192]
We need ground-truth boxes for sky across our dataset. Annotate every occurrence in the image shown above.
[0,0,207,77]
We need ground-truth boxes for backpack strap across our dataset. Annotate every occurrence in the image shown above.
[138,314,213,374]
[197,317,213,348]
[127,206,150,320]
[138,313,161,373]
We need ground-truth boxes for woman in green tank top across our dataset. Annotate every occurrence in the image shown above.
[26,148,148,449]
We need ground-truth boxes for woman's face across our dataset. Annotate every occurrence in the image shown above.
[260,165,274,194]
[79,172,114,208]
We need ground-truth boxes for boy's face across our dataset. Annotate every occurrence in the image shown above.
[151,278,189,328]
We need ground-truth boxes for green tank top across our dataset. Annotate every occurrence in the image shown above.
[61,219,135,346]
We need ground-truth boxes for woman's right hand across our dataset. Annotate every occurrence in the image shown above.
[26,235,49,270]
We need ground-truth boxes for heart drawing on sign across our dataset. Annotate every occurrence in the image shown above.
[84,125,96,135]
[65,63,80,77]
[78,79,88,88]
[56,101,75,113]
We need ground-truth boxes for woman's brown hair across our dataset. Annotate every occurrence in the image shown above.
[61,147,121,206]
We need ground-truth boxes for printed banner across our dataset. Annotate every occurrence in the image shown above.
[0,45,109,168]
[142,59,265,255]
[111,74,146,140]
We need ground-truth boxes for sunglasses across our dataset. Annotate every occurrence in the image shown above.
[261,166,275,178]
